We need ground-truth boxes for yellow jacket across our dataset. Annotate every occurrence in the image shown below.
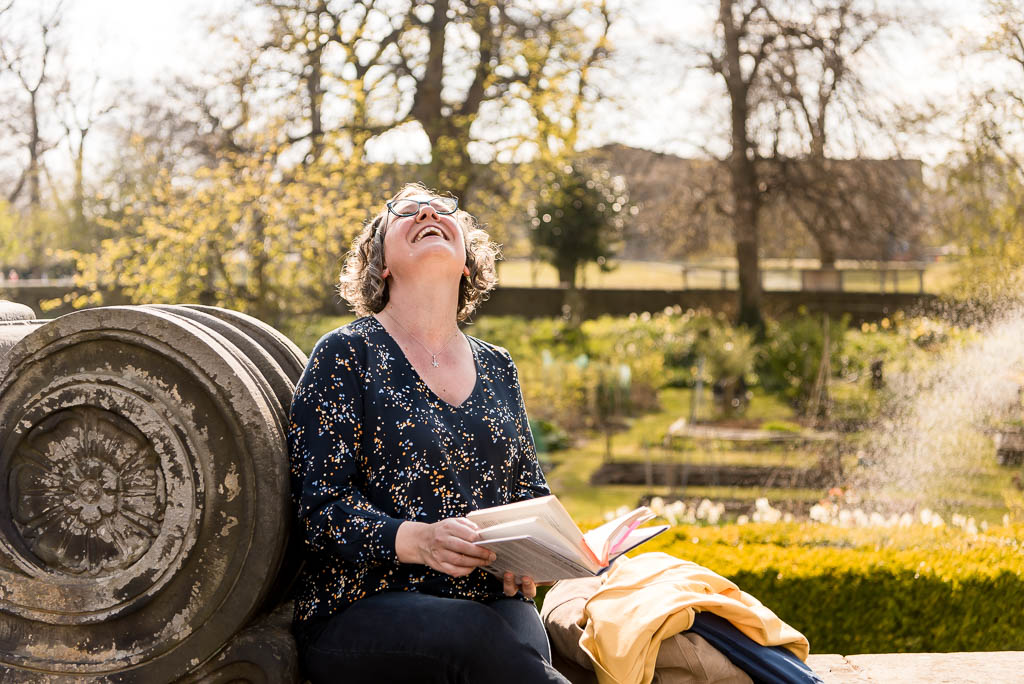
[579,552,810,684]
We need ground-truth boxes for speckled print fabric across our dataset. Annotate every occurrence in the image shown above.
[287,316,551,624]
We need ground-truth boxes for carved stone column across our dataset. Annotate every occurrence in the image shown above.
[0,305,307,683]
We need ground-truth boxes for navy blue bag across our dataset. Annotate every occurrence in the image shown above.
[687,612,823,684]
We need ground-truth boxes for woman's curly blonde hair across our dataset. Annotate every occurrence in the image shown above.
[338,183,500,322]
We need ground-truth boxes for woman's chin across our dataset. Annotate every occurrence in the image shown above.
[400,255,465,280]
[409,243,463,263]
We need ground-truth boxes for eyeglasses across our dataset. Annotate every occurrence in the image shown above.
[386,196,458,217]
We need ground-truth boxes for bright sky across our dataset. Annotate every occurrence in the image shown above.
[65,0,235,84]
[55,0,1005,169]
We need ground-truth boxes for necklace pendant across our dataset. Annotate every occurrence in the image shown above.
[431,356,439,367]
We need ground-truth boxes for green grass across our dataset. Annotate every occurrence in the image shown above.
[921,261,961,294]
[739,391,798,423]
[841,269,925,293]
[618,387,692,444]
[665,485,825,503]
[610,386,798,442]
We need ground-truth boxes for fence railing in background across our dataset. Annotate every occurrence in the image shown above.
[680,265,927,294]
[0,265,932,296]
[503,258,938,293]
[0,277,75,289]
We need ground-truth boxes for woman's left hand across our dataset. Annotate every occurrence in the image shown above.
[502,573,554,599]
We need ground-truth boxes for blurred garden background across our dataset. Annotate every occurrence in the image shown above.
[2,0,1024,654]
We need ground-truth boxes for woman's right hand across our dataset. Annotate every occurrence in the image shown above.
[396,518,497,577]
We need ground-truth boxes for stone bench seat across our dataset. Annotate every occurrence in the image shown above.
[808,651,1024,683]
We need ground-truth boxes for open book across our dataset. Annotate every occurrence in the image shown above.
[467,495,668,583]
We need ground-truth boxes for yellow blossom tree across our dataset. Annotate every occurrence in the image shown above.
[63,131,385,326]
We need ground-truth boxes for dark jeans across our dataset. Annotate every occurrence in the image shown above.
[299,592,570,684]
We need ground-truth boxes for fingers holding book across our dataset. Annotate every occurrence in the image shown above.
[397,517,498,578]
[504,572,537,598]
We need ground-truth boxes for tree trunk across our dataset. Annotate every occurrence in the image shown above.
[818,241,837,269]
[735,224,762,329]
[73,130,87,246]
[424,128,475,199]
[413,0,455,193]
[809,132,835,269]
[28,89,41,208]
[409,0,486,199]
[305,44,325,163]
[720,0,764,331]
[557,261,576,290]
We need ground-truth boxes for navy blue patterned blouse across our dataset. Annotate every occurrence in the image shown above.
[287,315,551,625]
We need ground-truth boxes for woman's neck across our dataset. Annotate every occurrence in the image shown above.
[379,278,461,348]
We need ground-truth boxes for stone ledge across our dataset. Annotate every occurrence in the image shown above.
[808,651,1024,683]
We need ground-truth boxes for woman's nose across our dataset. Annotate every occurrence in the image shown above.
[415,204,439,221]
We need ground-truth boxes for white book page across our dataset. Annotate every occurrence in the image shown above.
[474,535,600,582]
[475,517,581,559]
[468,496,597,564]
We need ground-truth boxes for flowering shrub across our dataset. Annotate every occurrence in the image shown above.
[633,520,1024,653]
[615,489,1002,534]
[594,488,1023,653]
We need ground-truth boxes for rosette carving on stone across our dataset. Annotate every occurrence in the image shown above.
[9,406,167,576]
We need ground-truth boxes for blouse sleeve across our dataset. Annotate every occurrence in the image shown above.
[287,333,404,566]
[503,350,551,502]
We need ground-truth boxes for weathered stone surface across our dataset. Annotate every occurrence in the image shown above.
[148,305,295,422]
[147,304,307,611]
[177,601,300,684]
[10,406,166,577]
[809,654,873,683]
[0,320,45,376]
[184,305,306,382]
[809,652,1024,683]
[0,300,34,322]
[0,306,292,682]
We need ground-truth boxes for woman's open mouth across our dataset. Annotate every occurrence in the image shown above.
[412,225,447,242]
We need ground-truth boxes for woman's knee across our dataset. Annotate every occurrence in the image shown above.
[440,600,560,681]
[437,599,515,653]
[487,598,552,662]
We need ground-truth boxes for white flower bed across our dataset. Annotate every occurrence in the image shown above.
[608,491,1013,533]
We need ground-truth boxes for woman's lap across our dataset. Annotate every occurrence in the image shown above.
[300,592,567,684]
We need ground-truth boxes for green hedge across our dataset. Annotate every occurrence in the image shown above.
[549,522,1024,655]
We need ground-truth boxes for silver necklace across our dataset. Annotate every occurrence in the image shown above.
[382,309,462,368]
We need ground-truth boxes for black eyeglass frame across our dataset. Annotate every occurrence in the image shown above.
[386,196,459,217]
